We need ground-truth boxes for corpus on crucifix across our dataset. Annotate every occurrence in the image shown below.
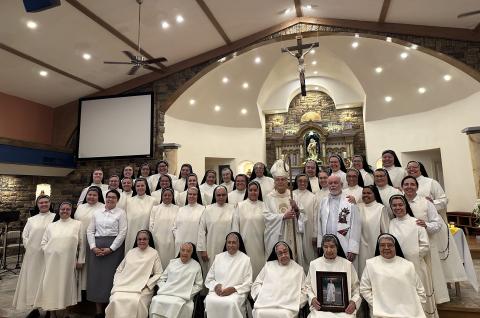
[281,35,319,96]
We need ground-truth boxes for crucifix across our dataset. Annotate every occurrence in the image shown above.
[281,35,319,96]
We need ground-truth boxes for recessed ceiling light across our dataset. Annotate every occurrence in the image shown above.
[313,71,318,75]
[161,21,170,29]
[418,87,426,94]
[384,96,393,103]
[39,70,48,77]
[386,37,392,42]
[189,99,196,105]
[305,5,312,10]
[284,8,291,15]
[241,108,247,115]
[312,60,317,65]
[222,77,229,84]
[411,44,418,50]
[242,82,249,89]
[351,42,359,48]
[26,21,37,29]
[443,74,452,81]
[310,49,315,55]
[254,56,262,64]
[400,52,409,59]
[176,15,184,23]
[214,105,221,111]
[82,53,91,60]
[355,33,360,38]
[375,67,383,73]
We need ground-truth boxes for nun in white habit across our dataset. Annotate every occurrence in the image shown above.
[251,162,275,197]
[228,174,249,205]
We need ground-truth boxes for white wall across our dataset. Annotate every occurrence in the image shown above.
[163,115,266,178]
[364,91,480,211]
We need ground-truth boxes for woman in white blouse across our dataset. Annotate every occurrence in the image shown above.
[86,189,127,318]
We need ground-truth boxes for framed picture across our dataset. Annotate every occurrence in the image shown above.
[316,271,348,312]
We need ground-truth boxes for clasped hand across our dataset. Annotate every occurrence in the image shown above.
[92,247,112,257]
[214,284,236,297]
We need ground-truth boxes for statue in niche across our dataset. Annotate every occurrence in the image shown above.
[305,131,322,163]
[307,139,318,160]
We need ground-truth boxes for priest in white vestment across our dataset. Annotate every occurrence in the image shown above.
[317,175,361,267]
[352,155,374,186]
[251,162,275,197]
[13,195,55,315]
[328,155,348,189]
[360,233,426,318]
[252,242,307,318]
[304,159,321,194]
[150,188,179,269]
[77,169,109,205]
[199,170,218,204]
[357,185,389,277]
[106,230,163,318]
[125,178,156,253]
[150,242,203,318]
[232,180,266,278]
[117,177,133,211]
[173,187,206,254]
[381,150,406,189]
[313,171,330,247]
[306,234,361,317]
[264,159,306,266]
[197,186,234,271]
[34,202,84,315]
[374,168,402,217]
[228,174,248,205]
[388,195,438,317]
[74,186,105,296]
[205,232,252,318]
[293,174,317,269]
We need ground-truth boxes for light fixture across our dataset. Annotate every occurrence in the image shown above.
[351,42,359,48]
[400,52,409,59]
[313,71,318,75]
[189,99,196,105]
[355,33,360,38]
[242,82,249,89]
[310,49,315,55]
[241,108,247,114]
[284,8,291,15]
[384,96,393,103]
[418,87,426,94]
[375,67,383,74]
[39,70,48,77]
[176,15,184,23]
[386,37,392,42]
[218,57,227,63]
[312,60,317,65]
[254,56,262,64]
[315,86,320,90]
[443,74,452,81]
[26,20,37,29]
[161,21,170,29]
[305,5,312,10]
[411,44,418,50]
[214,105,221,111]
[222,77,229,84]
[82,53,91,60]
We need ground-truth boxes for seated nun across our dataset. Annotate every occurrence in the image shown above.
[105,230,162,318]
[149,242,203,318]
[306,234,361,318]
[360,233,426,318]
[204,232,252,318]
[251,241,307,318]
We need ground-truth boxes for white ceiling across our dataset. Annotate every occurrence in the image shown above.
[0,0,479,107]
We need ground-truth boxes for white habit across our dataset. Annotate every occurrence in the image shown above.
[77,183,109,206]
[173,203,205,254]
[199,183,217,204]
[117,190,132,211]
[205,251,252,318]
[293,188,317,268]
[34,218,84,310]
[306,256,361,318]
[150,258,203,318]
[221,181,235,193]
[252,260,307,318]
[125,194,156,253]
[173,178,187,193]
[384,166,406,189]
[343,185,363,204]
[232,198,266,278]
[360,256,426,318]
[106,246,163,318]
[253,176,275,197]
[228,189,246,205]
[309,176,320,194]
[150,203,179,269]
[416,175,448,221]
[377,185,402,218]
[197,203,234,270]
[177,189,209,207]
[13,211,55,310]
[360,169,374,186]
[148,173,178,193]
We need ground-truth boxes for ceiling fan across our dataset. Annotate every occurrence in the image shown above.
[457,10,480,18]
[104,0,167,75]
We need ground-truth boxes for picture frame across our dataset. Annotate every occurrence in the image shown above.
[316,271,349,312]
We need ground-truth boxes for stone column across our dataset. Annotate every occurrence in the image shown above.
[158,143,181,176]
[462,127,480,198]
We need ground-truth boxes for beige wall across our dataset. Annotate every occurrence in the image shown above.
[163,115,266,178]
[0,92,53,144]
[364,92,480,211]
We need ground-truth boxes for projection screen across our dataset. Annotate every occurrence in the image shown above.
[77,93,153,159]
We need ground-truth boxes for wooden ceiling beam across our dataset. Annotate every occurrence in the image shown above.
[64,0,166,69]
[294,0,303,17]
[0,43,104,90]
[378,0,391,23]
[195,0,232,45]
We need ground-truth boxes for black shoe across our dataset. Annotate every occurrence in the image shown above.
[94,314,105,318]
[25,309,40,318]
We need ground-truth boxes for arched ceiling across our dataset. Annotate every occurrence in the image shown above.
[167,35,480,127]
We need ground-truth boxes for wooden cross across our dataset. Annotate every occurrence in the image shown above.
[281,35,319,96]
